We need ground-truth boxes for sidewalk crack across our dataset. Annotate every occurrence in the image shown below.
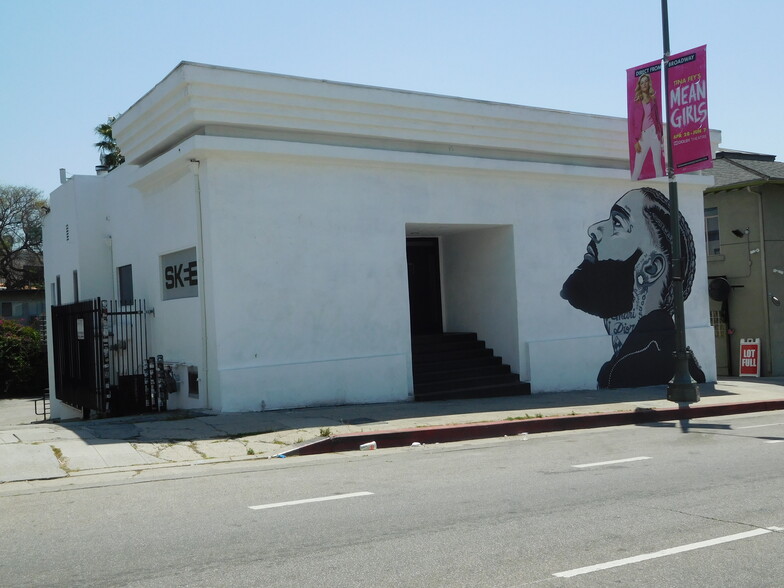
[198,419,226,438]
[659,508,781,533]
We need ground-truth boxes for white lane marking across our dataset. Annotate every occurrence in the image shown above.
[249,491,373,510]
[736,422,784,429]
[573,456,652,469]
[764,440,784,444]
[553,528,775,578]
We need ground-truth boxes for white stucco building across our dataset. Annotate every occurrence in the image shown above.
[44,62,717,419]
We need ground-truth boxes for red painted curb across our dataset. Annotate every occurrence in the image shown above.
[280,400,784,457]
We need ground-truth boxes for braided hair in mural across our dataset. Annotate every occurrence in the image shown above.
[560,187,705,388]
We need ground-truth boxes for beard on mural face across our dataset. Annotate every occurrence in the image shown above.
[560,248,643,319]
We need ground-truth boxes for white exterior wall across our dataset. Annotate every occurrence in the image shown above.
[44,175,114,420]
[128,167,205,410]
[44,63,717,415]
[202,149,412,410]
[189,134,713,408]
[44,175,113,305]
[441,226,520,374]
[45,166,207,417]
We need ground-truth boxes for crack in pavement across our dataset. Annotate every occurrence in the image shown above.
[660,507,782,534]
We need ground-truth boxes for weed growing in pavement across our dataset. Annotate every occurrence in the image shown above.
[188,442,209,459]
[50,445,73,473]
[319,427,332,437]
[246,447,255,455]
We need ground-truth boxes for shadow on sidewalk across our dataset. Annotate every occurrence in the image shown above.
[9,378,784,447]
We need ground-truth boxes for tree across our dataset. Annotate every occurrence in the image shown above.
[0,319,45,395]
[0,184,45,289]
[94,115,125,171]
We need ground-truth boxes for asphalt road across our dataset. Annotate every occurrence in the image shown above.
[1,412,782,587]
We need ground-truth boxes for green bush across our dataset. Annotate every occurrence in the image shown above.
[0,319,46,395]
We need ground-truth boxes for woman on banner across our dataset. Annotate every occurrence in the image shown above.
[630,73,665,181]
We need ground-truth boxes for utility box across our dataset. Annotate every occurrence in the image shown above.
[739,338,761,377]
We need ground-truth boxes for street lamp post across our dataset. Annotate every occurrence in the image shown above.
[661,0,700,404]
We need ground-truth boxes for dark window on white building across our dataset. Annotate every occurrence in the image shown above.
[188,365,199,398]
[118,265,134,306]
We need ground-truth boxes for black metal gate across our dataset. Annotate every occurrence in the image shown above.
[51,298,166,417]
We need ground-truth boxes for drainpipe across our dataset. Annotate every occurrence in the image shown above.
[105,234,116,300]
[748,186,772,375]
[190,159,209,407]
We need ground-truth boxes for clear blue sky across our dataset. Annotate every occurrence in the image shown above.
[1,0,781,197]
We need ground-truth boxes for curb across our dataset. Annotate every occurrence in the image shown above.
[280,400,784,457]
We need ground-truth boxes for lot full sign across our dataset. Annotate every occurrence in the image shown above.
[739,338,761,377]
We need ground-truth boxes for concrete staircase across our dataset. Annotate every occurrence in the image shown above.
[412,332,530,401]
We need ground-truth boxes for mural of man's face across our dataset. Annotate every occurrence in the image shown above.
[561,190,657,318]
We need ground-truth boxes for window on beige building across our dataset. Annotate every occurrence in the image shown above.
[704,207,720,256]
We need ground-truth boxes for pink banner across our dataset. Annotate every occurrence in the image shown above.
[666,45,712,174]
[627,59,666,181]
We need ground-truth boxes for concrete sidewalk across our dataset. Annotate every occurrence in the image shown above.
[1,377,783,484]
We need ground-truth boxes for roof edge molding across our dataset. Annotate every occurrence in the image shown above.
[112,62,635,168]
[130,134,714,196]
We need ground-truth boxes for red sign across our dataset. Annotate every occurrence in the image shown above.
[666,45,713,174]
[739,338,760,377]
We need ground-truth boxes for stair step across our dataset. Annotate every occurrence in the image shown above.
[415,355,503,374]
[415,382,532,402]
[414,364,512,384]
[415,373,521,394]
[411,331,529,401]
[412,338,486,353]
[414,347,494,364]
[411,332,477,345]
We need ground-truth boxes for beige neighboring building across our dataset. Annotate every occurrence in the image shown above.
[0,288,45,326]
[705,150,784,376]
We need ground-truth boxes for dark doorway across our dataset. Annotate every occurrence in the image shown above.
[407,238,443,335]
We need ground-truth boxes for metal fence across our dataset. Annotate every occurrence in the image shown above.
[51,298,166,416]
